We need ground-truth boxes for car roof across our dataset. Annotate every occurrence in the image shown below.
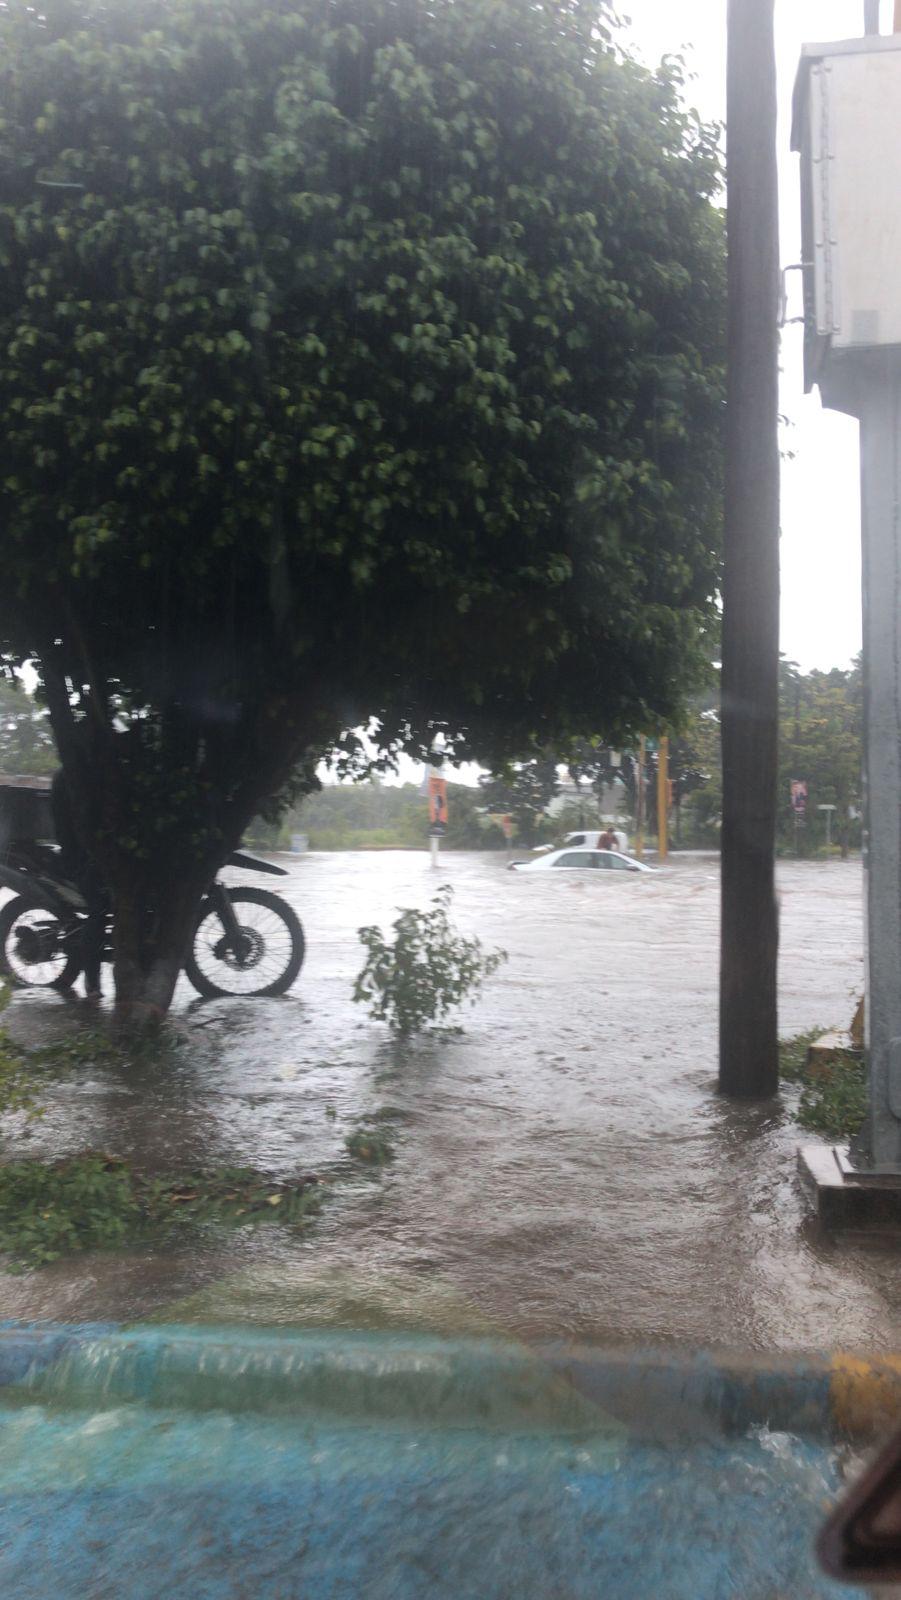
[540,848,649,868]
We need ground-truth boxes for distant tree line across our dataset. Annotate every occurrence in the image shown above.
[245,780,514,852]
[576,659,862,855]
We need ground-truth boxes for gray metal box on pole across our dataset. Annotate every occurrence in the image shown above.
[793,33,901,1172]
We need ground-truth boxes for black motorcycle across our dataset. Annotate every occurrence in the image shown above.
[0,841,305,998]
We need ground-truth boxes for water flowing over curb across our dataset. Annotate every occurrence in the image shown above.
[1,1323,897,1440]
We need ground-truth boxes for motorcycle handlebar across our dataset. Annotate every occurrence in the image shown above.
[227,851,288,877]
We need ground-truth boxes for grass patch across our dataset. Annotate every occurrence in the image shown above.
[0,1155,324,1271]
[345,1127,395,1165]
[0,982,45,1124]
[27,1031,123,1069]
[27,1023,192,1073]
[779,1031,867,1142]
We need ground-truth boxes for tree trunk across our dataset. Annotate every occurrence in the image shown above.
[110,858,214,1018]
[38,635,324,1019]
[718,0,780,1098]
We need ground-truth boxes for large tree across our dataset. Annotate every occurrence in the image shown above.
[778,660,861,858]
[0,0,725,1011]
[479,757,560,847]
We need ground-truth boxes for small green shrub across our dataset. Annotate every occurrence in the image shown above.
[353,885,506,1037]
[796,1052,868,1142]
[779,1031,867,1142]
[778,1030,824,1085]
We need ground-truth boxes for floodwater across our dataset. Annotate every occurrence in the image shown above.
[0,852,898,1353]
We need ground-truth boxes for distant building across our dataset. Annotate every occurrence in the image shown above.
[547,776,624,821]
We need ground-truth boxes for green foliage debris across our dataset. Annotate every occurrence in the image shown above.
[0,981,44,1123]
[0,1156,323,1271]
[345,1127,395,1166]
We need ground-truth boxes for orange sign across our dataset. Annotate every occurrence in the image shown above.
[428,775,447,827]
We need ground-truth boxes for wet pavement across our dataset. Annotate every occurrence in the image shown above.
[0,852,898,1353]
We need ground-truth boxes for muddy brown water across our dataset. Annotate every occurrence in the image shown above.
[0,852,897,1352]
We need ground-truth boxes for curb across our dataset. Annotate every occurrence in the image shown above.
[0,1324,898,1441]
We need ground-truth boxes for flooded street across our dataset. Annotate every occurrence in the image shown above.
[1,852,898,1353]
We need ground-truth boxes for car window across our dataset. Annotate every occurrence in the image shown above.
[589,852,611,870]
[567,834,585,847]
[552,851,594,868]
[607,855,633,871]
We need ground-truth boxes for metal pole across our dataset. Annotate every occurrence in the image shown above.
[856,365,901,1169]
[657,735,669,863]
[635,736,645,860]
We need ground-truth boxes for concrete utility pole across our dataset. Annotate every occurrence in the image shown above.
[718,0,781,1099]
[856,368,901,1166]
[793,19,901,1175]
[635,735,645,861]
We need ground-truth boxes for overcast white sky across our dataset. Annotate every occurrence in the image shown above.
[620,0,877,671]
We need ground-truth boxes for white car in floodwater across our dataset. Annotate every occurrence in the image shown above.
[509,848,655,874]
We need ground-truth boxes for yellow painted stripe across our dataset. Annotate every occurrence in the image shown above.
[830,1353,901,1436]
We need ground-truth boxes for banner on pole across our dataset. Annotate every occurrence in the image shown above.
[428,774,447,832]
[790,779,808,816]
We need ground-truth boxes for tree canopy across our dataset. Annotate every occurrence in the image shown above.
[479,756,560,846]
[0,0,725,1005]
[635,661,863,854]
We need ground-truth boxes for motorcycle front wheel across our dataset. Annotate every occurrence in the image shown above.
[0,897,83,991]
[184,886,305,999]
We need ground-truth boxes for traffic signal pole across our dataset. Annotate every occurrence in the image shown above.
[635,736,645,860]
